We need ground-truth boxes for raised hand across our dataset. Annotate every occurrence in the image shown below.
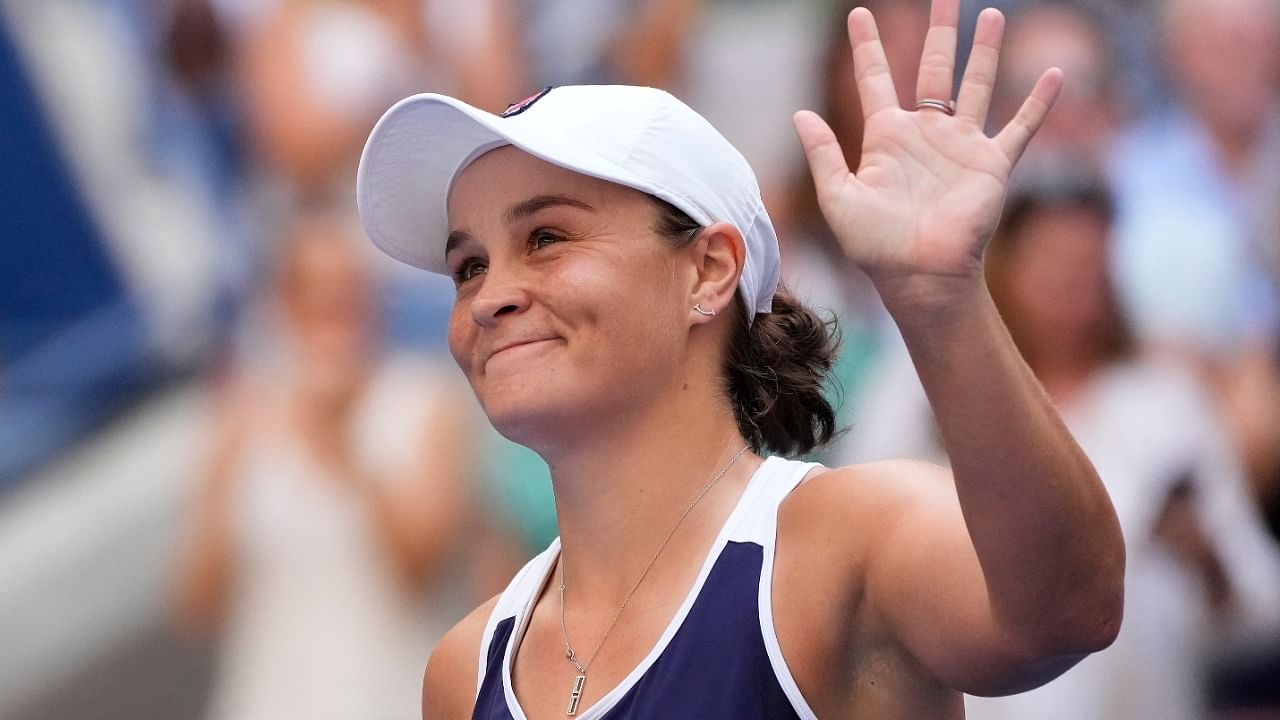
[794,0,1061,302]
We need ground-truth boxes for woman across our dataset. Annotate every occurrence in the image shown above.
[173,210,472,720]
[355,1,1125,717]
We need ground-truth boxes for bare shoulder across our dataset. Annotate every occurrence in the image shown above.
[423,595,499,720]
[780,459,970,615]
[782,460,958,548]
[768,456,962,620]
[772,460,966,714]
[776,458,961,611]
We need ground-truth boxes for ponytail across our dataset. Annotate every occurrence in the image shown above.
[724,290,839,456]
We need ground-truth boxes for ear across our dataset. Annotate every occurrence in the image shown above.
[686,221,746,325]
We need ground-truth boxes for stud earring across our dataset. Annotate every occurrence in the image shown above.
[693,304,716,317]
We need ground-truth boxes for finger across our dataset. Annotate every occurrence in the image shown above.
[994,67,1063,162]
[793,110,852,194]
[847,7,900,117]
[954,7,1004,127]
[915,0,960,105]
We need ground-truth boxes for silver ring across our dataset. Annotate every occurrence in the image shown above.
[915,98,956,116]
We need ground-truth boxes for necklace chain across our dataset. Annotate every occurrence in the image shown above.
[557,445,750,679]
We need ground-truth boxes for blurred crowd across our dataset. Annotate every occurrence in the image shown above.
[1,0,1279,718]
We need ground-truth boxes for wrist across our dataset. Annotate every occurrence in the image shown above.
[872,267,992,327]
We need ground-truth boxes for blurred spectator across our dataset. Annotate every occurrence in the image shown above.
[834,163,1280,720]
[219,0,497,351]
[961,0,1164,114]
[989,0,1124,162]
[1108,0,1280,355]
[471,0,704,111]
[1107,0,1280,549]
[172,209,474,720]
[232,0,440,199]
[150,0,260,330]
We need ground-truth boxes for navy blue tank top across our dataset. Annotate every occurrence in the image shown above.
[470,456,821,719]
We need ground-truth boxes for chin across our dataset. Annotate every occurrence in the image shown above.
[474,378,585,450]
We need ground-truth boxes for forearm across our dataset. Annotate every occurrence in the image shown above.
[881,275,1124,648]
[345,442,468,591]
[359,480,459,589]
[173,490,236,637]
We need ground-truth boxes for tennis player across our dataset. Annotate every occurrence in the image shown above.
[355,1,1125,717]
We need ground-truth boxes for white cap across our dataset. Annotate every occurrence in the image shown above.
[356,85,781,322]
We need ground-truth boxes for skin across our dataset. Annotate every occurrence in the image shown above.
[423,1,1124,718]
[822,0,928,173]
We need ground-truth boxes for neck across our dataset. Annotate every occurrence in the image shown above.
[1201,110,1264,178]
[540,382,755,607]
[1027,345,1101,405]
[1212,129,1258,178]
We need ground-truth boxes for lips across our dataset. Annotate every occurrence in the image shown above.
[483,337,557,368]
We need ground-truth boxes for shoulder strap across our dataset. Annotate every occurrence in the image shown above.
[727,456,821,546]
[475,538,561,696]
[753,458,823,720]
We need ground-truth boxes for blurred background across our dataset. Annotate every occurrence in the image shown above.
[1,0,1277,718]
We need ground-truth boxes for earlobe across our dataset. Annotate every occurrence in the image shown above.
[689,221,747,315]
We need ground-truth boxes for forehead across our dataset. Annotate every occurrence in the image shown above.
[1165,0,1280,37]
[446,146,651,225]
[1016,204,1111,251]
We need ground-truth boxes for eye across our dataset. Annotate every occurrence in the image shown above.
[452,257,487,283]
[529,228,563,250]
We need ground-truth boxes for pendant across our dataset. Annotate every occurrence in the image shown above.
[566,674,586,716]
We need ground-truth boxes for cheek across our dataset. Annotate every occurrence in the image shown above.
[446,305,477,376]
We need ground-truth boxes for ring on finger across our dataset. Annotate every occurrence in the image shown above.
[915,98,956,116]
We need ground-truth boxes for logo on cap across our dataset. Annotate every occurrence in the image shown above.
[501,87,554,118]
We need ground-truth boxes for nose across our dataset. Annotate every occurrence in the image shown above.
[468,261,531,327]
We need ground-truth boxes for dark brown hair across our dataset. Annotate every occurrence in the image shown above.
[652,199,839,456]
[985,172,1135,366]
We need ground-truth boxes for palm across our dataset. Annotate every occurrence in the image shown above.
[796,1,1061,284]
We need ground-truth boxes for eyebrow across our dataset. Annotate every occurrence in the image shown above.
[505,194,594,223]
[446,195,595,258]
[445,230,472,258]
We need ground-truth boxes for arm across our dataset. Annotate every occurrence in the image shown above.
[309,372,475,592]
[357,384,474,591]
[171,382,249,636]
[793,0,1124,692]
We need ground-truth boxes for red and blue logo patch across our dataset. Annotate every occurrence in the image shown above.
[501,86,554,118]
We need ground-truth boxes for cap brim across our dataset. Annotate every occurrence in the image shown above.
[357,94,508,274]
[357,93,674,275]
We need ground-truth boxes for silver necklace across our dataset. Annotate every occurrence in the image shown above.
[557,445,750,716]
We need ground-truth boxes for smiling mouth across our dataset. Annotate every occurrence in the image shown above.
[486,338,557,367]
